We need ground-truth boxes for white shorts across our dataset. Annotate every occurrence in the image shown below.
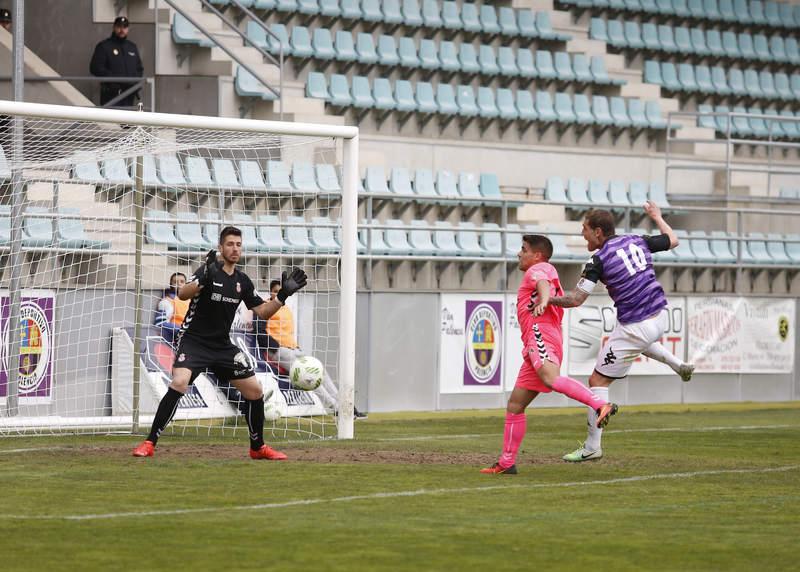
[594,310,668,379]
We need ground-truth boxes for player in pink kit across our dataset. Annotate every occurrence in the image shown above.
[481,235,618,474]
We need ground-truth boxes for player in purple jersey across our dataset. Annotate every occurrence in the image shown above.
[546,203,694,462]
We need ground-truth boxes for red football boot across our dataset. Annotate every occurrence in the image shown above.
[132,440,155,457]
[249,445,288,460]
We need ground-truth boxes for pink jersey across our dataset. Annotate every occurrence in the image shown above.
[517,262,564,344]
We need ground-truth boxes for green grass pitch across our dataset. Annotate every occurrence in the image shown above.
[1,402,798,572]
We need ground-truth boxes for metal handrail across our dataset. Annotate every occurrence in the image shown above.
[0,75,156,111]
[162,0,281,112]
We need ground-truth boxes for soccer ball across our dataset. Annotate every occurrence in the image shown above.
[290,356,323,391]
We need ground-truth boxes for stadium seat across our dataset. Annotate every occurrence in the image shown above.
[394,80,417,112]
[674,26,692,54]
[711,66,730,95]
[329,74,353,107]
[743,69,763,99]
[456,85,478,117]
[145,210,179,249]
[503,223,523,257]
[629,181,649,205]
[709,230,737,262]
[777,2,794,27]
[257,214,286,252]
[285,215,314,252]
[515,49,536,78]
[739,33,756,61]
[537,12,566,40]
[687,230,716,263]
[516,90,537,121]
[402,0,423,27]
[389,167,414,199]
[376,35,399,67]
[678,63,698,92]
[184,156,213,187]
[439,40,460,72]
[480,5,500,35]
[607,20,627,48]
[419,39,440,70]
[172,13,213,47]
[764,1,782,27]
[290,26,313,59]
[779,110,800,139]
[291,162,320,193]
[319,0,340,17]
[364,166,390,194]
[704,0,722,22]
[658,25,677,53]
[237,160,266,191]
[413,169,438,202]
[102,158,132,185]
[435,169,459,202]
[499,7,519,37]
[415,82,438,114]
[457,172,482,203]
[608,180,632,210]
[744,233,771,264]
[573,54,593,84]
[309,216,339,253]
[306,71,329,100]
[554,52,575,82]
[356,34,378,65]
[672,229,696,261]
[645,101,668,129]
[408,219,437,255]
[496,89,519,121]
[543,226,583,260]
[398,37,420,68]
[479,222,503,257]
[590,18,608,43]
[567,178,590,204]
[339,0,361,19]
[479,45,500,76]
[695,65,715,94]
[774,73,793,100]
[175,212,211,250]
[382,0,404,25]
[649,182,671,208]
[661,62,682,92]
[535,90,557,123]
[782,235,800,263]
[456,222,486,257]
[591,57,621,85]
[230,214,264,251]
[436,84,459,116]
[458,43,479,74]
[211,159,241,187]
[373,77,396,111]
[421,0,443,28]
[316,163,341,194]
[627,100,650,129]
[785,38,800,65]
[573,94,594,125]
[545,176,568,203]
[384,219,412,255]
[276,0,298,12]
[141,155,161,186]
[690,27,710,57]
[747,107,770,138]
[536,50,557,81]
[610,97,632,127]
[334,31,357,62]
[625,21,645,50]
[55,207,111,249]
[441,1,462,31]
[266,160,292,191]
[517,9,537,38]
[477,87,500,119]
[592,95,614,127]
[765,233,791,264]
[461,2,482,34]
[497,47,518,77]
[731,106,753,136]
[706,30,725,58]
[312,28,335,60]
[479,173,504,206]
[433,221,461,255]
[642,23,660,52]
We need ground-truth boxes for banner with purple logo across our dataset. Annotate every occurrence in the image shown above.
[440,294,504,394]
[0,291,55,404]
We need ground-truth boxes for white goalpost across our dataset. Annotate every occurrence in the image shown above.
[0,100,359,441]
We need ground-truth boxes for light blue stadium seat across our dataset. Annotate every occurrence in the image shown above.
[413,169,438,202]
[760,71,778,100]
[592,95,614,127]
[590,18,607,42]
[695,65,714,93]
[671,229,696,262]
[306,71,329,100]
[55,207,110,249]
[709,230,737,262]
[441,1,462,31]
[409,219,437,255]
[185,156,213,187]
[687,230,715,263]
[480,5,500,35]
[439,41,460,72]
[536,90,557,123]
[479,173,504,206]
[145,210,179,249]
[499,7,519,37]
[649,182,671,208]
[591,56,621,85]
[436,169,460,202]
[235,67,275,100]
[588,179,610,206]
[674,26,692,54]
[771,37,788,63]
[713,105,731,133]
[461,2,482,34]
[628,181,649,206]
[730,106,753,136]
[497,47,518,77]
[765,233,791,265]
[102,158,132,185]
[573,94,594,125]
[377,35,399,67]
[573,54,593,83]
[744,232,771,264]
[477,87,499,119]
[142,155,160,186]
[246,21,268,50]
[496,88,518,120]
[73,158,104,183]
[479,45,499,76]
[792,75,800,99]
[661,62,682,92]
[518,9,537,38]
[536,12,565,40]
[567,178,590,204]
[394,79,417,112]
[364,166,389,194]
[436,84,459,116]
[644,60,662,86]
[422,0,443,28]
[642,23,660,52]
[255,214,285,252]
[383,219,412,255]
[704,0,722,20]
[610,97,632,127]
[316,163,341,194]
[199,212,220,246]
[608,180,632,209]
[266,160,292,191]
[687,0,705,18]
[516,49,536,78]
[398,37,420,68]
[236,160,266,191]
[373,77,396,111]
[535,50,557,80]
[706,29,725,58]
[690,27,709,56]
[415,81,438,114]
[456,222,486,257]
[175,212,211,250]
[290,26,313,59]
[765,1,782,27]
[334,30,357,62]
[710,66,730,95]
[309,216,339,253]
[719,0,737,21]
[291,162,320,193]
[658,25,679,53]
[510,91,534,122]
[738,33,756,60]
[779,110,800,139]
[172,13,214,47]
[383,0,404,25]
[339,0,361,19]
[312,28,335,60]
[276,0,298,12]
[645,101,668,129]
[625,21,645,50]
[678,63,698,92]
[673,0,690,17]
[503,223,524,257]
[608,20,627,48]
[419,39,440,70]
[625,99,649,129]
[328,74,352,107]
[480,223,503,257]
[744,69,763,98]
[732,0,751,22]
[319,0,340,17]
[433,221,461,256]
[545,176,567,203]
[356,33,378,65]
[746,107,769,137]
[402,0,423,27]
[554,52,575,82]
[211,159,241,188]
[458,172,482,203]
[285,215,314,252]
[389,167,413,199]
[777,2,794,27]
[542,226,583,261]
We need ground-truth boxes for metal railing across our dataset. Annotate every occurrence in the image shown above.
[0,76,156,110]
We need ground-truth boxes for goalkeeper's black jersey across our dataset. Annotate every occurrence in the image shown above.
[178,265,264,346]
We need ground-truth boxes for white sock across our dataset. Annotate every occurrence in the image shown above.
[585,386,609,452]
[643,343,683,372]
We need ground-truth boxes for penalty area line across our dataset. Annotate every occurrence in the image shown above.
[2,464,798,522]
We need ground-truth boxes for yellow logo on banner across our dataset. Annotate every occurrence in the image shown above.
[778,316,789,342]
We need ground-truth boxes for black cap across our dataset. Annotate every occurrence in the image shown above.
[0,9,11,22]
[113,16,129,27]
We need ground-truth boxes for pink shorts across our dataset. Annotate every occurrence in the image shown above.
[515,324,563,393]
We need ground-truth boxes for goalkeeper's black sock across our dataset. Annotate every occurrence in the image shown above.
[147,388,183,444]
[244,397,265,451]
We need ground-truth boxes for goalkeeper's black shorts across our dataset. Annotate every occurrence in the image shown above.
[174,336,255,382]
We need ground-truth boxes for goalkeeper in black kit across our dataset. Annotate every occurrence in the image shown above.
[133,226,307,460]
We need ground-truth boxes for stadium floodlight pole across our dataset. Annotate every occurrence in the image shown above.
[6,0,25,416]
[131,153,145,434]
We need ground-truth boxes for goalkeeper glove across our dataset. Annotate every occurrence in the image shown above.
[194,249,218,288]
[277,267,308,304]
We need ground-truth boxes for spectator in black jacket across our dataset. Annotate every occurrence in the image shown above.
[89,16,143,108]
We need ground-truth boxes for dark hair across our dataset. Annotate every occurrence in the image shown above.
[269,279,281,291]
[219,226,242,244]
[169,272,186,283]
[584,209,616,238]
[521,234,553,260]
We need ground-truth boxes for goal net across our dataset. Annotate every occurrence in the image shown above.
[0,101,358,441]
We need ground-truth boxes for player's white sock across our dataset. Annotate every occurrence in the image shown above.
[643,342,683,372]
[585,386,609,452]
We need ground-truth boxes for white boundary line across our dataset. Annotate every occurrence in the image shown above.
[2,464,798,522]
[0,446,70,455]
